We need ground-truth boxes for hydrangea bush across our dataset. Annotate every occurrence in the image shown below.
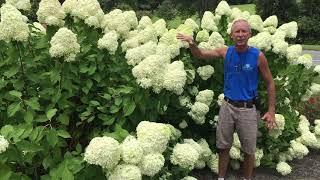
[0,0,319,179]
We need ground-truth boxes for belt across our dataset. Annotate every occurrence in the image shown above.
[224,97,255,108]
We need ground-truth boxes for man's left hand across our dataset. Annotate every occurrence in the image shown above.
[262,111,276,130]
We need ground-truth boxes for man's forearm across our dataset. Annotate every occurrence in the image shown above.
[267,81,276,113]
[189,42,203,59]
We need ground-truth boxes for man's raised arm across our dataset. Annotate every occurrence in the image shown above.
[176,33,226,60]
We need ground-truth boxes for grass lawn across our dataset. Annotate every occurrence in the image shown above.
[302,44,320,51]
[231,4,256,14]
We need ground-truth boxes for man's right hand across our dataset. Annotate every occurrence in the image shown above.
[176,33,194,45]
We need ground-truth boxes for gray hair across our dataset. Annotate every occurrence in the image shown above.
[231,19,252,33]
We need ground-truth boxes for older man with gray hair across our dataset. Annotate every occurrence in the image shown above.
[177,19,276,180]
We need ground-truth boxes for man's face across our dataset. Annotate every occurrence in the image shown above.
[231,21,251,46]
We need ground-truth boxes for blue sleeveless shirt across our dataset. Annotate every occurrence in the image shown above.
[224,46,260,101]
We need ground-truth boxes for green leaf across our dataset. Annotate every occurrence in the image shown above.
[109,105,120,113]
[57,130,71,138]
[62,167,74,180]
[9,90,22,98]
[0,164,12,180]
[89,100,100,106]
[4,66,19,78]
[46,129,58,147]
[97,114,115,125]
[123,100,136,116]
[16,140,43,153]
[24,111,34,123]
[101,93,111,100]
[58,113,70,125]
[46,108,57,120]
[7,102,21,117]
[50,70,60,84]
[1,125,14,138]
[25,97,40,110]
[114,98,122,106]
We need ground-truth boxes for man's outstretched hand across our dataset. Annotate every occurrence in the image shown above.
[262,111,276,130]
[176,33,194,45]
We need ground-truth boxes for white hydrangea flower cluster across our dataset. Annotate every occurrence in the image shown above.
[215,1,231,16]
[196,30,210,42]
[70,0,104,28]
[153,19,168,37]
[248,32,272,51]
[102,9,138,35]
[84,136,121,169]
[263,15,278,28]
[6,0,31,11]
[276,162,292,176]
[125,41,157,66]
[179,95,192,108]
[197,65,215,80]
[49,27,80,61]
[295,54,313,69]
[136,121,172,154]
[300,131,317,147]
[108,164,142,180]
[217,93,225,106]
[136,26,158,45]
[188,89,214,124]
[37,0,65,26]
[170,143,200,170]
[229,146,241,160]
[0,135,9,153]
[181,176,198,180]
[208,32,225,48]
[163,61,188,95]
[314,120,320,136]
[297,115,310,133]
[268,114,285,138]
[97,30,119,54]
[183,139,204,169]
[310,83,320,94]
[233,133,241,148]
[61,0,77,14]
[195,90,214,106]
[132,55,187,95]
[184,18,199,32]
[140,153,165,176]
[120,135,143,164]
[167,124,182,141]
[230,8,241,20]
[188,86,199,96]
[137,16,152,30]
[0,4,29,42]
[286,44,302,61]
[248,15,264,32]
[188,102,209,124]
[278,21,298,38]
[272,39,288,56]
[314,65,320,74]
[288,140,309,159]
[254,148,264,167]
[201,11,218,32]
[207,153,219,174]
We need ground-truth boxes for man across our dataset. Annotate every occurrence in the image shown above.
[177,19,276,180]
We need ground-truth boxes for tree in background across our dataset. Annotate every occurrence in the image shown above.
[255,0,298,24]
[255,0,319,44]
[295,0,320,44]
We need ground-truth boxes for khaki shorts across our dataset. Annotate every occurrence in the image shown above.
[216,100,260,154]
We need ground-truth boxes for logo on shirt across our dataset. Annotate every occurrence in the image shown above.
[242,64,253,71]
